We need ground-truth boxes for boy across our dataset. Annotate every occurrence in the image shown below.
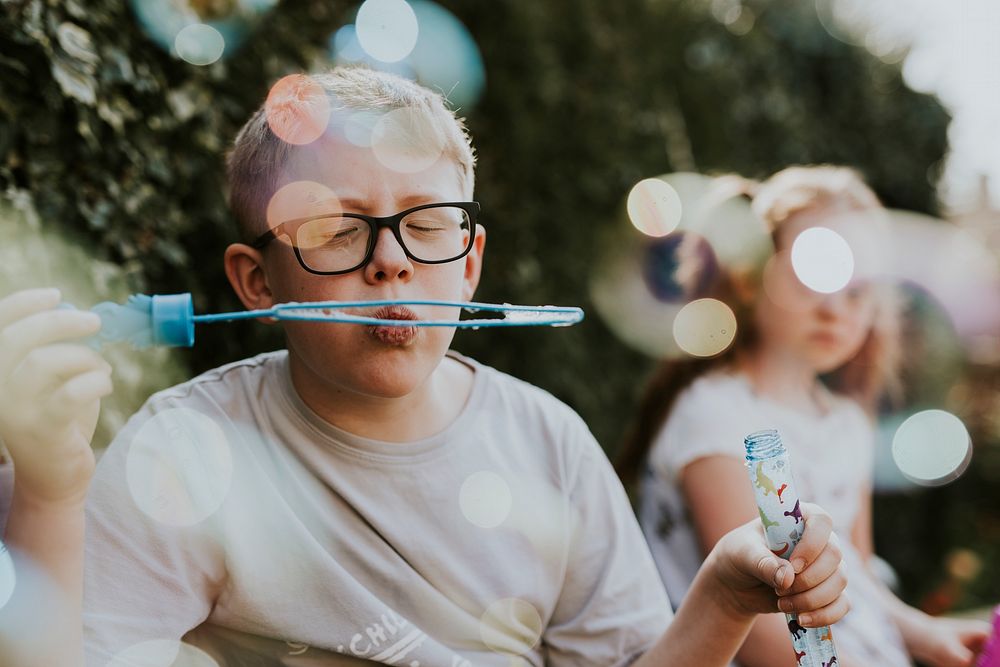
[0,66,848,666]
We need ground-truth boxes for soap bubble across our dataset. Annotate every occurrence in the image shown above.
[626,178,683,237]
[371,106,446,173]
[479,598,543,656]
[891,409,972,486]
[331,0,486,109]
[265,74,332,146]
[790,226,855,294]
[459,471,512,528]
[356,0,420,63]
[673,298,737,357]
[126,408,234,527]
[265,181,342,246]
[173,23,225,66]
[129,0,277,64]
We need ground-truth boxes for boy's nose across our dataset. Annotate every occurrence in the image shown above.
[363,227,413,283]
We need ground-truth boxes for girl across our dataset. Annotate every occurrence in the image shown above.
[617,166,991,667]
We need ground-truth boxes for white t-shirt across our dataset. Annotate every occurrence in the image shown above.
[83,350,672,667]
[638,369,911,667]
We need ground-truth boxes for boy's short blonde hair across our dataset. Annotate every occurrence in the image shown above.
[226,66,477,242]
[751,165,881,231]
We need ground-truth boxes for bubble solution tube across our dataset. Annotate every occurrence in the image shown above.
[745,429,838,667]
[976,606,1000,667]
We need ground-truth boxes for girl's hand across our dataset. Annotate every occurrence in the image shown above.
[903,614,991,667]
[708,502,850,627]
[0,288,112,507]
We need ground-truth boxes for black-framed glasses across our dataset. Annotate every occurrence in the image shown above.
[251,202,480,276]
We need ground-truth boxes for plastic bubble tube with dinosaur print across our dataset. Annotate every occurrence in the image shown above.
[745,428,839,667]
[57,293,584,349]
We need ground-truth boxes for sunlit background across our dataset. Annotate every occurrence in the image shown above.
[0,0,998,643]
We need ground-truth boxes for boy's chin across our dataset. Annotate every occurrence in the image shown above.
[349,356,436,398]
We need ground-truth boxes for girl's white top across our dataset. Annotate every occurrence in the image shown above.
[639,369,911,667]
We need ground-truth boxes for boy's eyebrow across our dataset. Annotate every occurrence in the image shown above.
[334,194,455,212]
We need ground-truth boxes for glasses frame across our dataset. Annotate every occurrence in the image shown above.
[250,201,481,276]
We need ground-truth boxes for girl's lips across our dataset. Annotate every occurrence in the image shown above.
[366,306,418,346]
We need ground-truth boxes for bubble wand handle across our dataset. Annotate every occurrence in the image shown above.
[745,429,838,667]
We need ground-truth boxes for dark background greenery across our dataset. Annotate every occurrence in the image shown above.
[2,0,995,612]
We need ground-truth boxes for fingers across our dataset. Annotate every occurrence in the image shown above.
[0,309,102,376]
[0,288,61,330]
[786,502,833,573]
[47,369,113,423]
[11,344,112,396]
[781,532,843,594]
[777,559,847,614]
[795,591,851,628]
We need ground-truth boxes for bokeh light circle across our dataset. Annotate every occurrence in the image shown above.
[672,298,737,357]
[891,409,972,486]
[265,74,332,146]
[344,110,383,148]
[459,471,512,528]
[0,540,14,610]
[626,179,683,237]
[330,1,486,110]
[265,181,342,245]
[356,0,419,63]
[790,226,855,293]
[126,408,234,527]
[105,639,220,667]
[371,106,446,173]
[479,598,543,656]
[173,23,225,66]
[128,0,278,63]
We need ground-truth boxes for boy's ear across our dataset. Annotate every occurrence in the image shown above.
[461,226,486,301]
[224,243,277,317]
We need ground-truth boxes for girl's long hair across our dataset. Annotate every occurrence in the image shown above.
[615,166,903,491]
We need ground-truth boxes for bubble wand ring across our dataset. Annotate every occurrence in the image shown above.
[198,299,584,328]
[64,294,584,349]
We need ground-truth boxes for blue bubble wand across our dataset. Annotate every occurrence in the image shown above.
[65,293,584,349]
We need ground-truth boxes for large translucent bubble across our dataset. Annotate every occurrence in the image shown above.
[591,173,768,358]
[128,0,278,65]
[126,408,234,527]
[330,0,486,109]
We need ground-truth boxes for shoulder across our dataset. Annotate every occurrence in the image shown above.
[94,351,286,472]
[648,369,763,478]
[456,352,607,482]
[459,352,588,432]
[141,350,286,411]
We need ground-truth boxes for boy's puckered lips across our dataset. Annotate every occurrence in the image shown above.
[367,305,418,346]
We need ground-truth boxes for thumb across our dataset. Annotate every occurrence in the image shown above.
[749,546,793,590]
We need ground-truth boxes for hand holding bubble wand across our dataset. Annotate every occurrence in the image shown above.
[59,293,585,349]
[745,429,839,667]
